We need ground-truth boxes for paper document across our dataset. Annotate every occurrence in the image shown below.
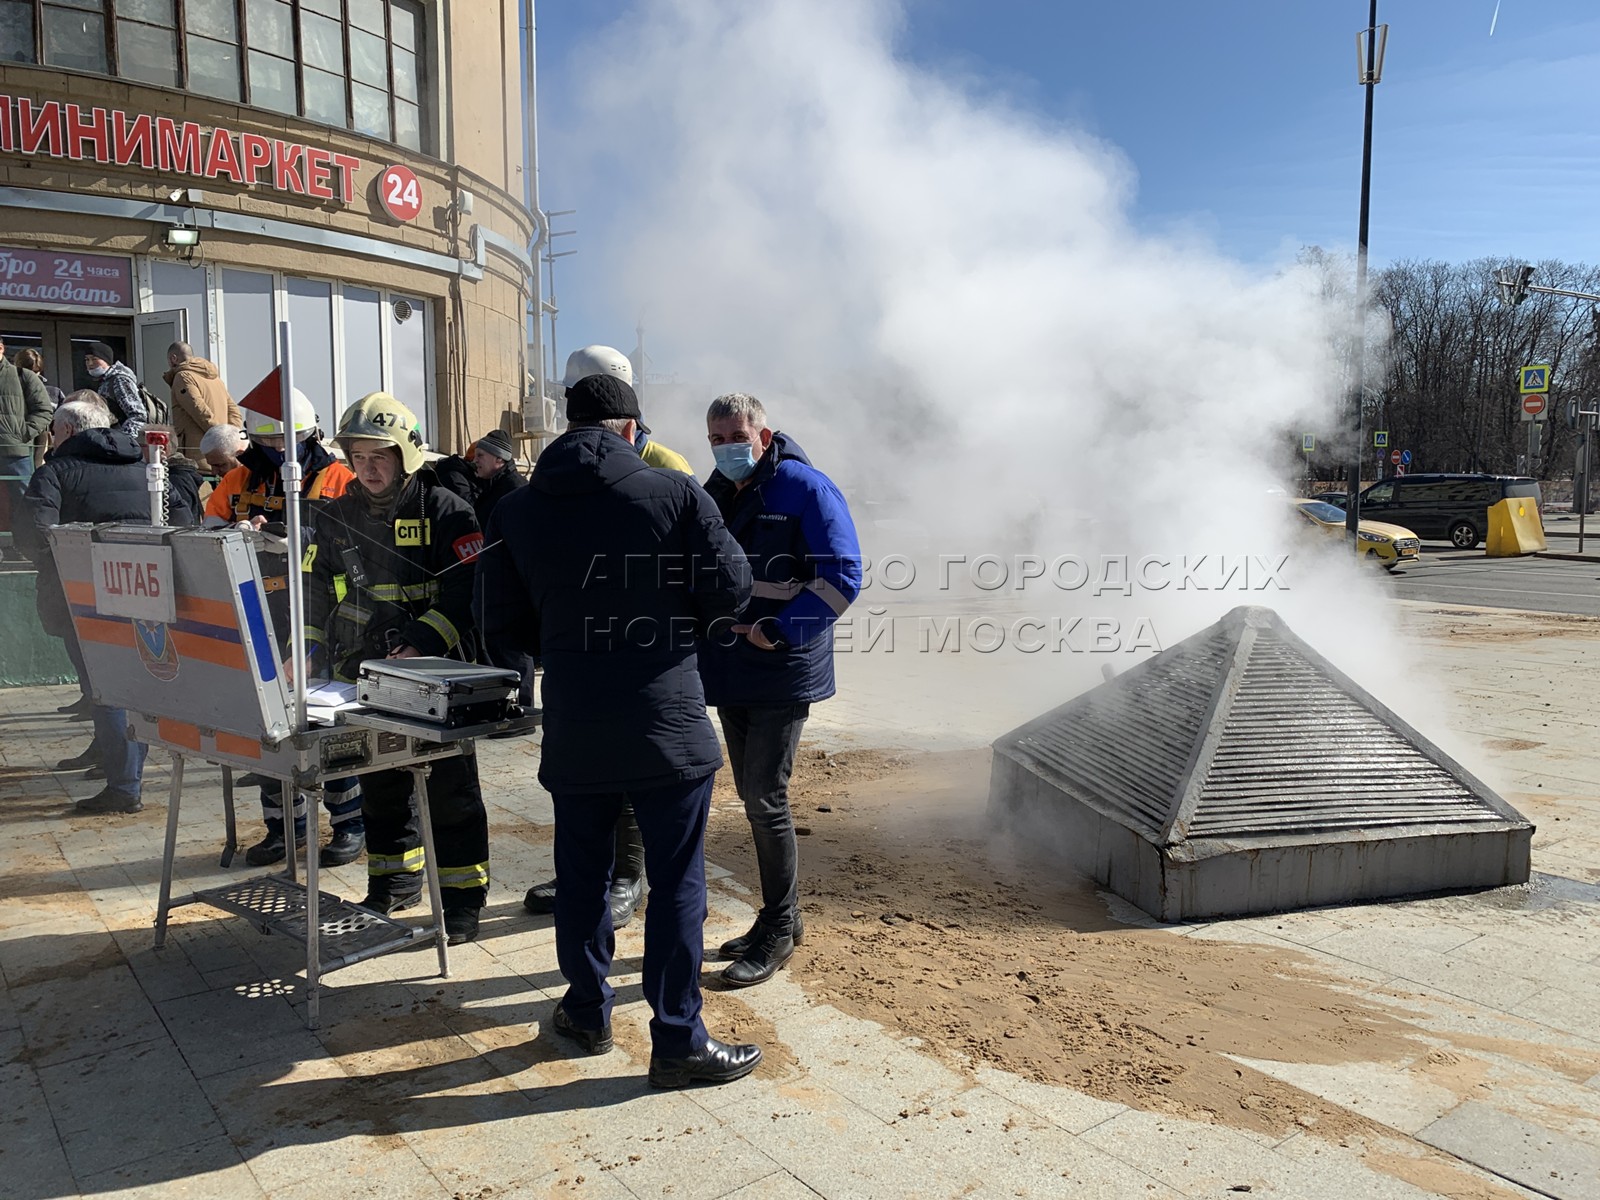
[305,682,359,706]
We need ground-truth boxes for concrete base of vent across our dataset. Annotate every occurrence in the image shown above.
[990,750,1534,922]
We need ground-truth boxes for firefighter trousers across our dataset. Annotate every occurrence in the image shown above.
[361,752,490,909]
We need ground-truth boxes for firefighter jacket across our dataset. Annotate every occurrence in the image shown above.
[203,440,354,527]
[302,468,484,681]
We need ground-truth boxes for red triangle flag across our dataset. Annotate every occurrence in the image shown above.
[240,366,284,420]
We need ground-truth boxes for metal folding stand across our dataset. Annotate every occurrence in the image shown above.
[149,738,474,1027]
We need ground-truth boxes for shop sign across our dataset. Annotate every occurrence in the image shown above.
[0,95,360,204]
[0,247,133,308]
[378,164,422,222]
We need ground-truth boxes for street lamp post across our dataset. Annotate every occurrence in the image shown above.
[1346,2,1387,547]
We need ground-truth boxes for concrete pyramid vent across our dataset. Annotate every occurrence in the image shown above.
[989,606,1532,921]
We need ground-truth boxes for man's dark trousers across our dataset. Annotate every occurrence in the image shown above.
[718,703,810,938]
[552,773,714,1058]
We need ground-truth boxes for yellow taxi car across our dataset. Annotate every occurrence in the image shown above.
[1292,498,1421,571]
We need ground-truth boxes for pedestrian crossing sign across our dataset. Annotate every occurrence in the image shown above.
[1301,434,1315,453]
[1519,365,1550,393]
[1374,430,1389,448]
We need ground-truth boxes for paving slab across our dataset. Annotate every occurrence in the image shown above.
[1419,1101,1600,1200]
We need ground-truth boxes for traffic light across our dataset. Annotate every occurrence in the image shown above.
[1499,264,1536,306]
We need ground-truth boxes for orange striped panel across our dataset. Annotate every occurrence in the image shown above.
[63,580,96,606]
[214,731,262,760]
[168,631,247,670]
[157,718,202,751]
[175,595,238,628]
[73,616,135,648]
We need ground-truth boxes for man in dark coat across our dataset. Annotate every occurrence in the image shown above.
[700,392,862,988]
[479,374,761,1089]
[21,399,200,813]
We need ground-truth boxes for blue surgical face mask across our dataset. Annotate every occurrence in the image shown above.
[256,442,285,468]
[713,441,759,481]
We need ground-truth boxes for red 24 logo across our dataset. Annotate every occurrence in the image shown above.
[380,165,422,223]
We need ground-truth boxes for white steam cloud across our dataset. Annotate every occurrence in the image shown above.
[548,0,1459,746]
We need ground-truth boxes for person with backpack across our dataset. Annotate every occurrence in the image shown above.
[84,342,153,438]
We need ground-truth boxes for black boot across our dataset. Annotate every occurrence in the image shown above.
[648,1039,762,1088]
[443,907,480,945]
[719,913,805,960]
[522,878,557,915]
[74,789,143,815]
[360,882,422,915]
[244,831,286,866]
[56,746,99,771]
[608,876,645,929]
[551,1004,613,1055]
[609,803,648,928]
[57,695,94,716]
[319,825,366,867]
[721,928,795,989]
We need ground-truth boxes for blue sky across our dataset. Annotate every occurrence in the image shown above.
[531,0,1600,359]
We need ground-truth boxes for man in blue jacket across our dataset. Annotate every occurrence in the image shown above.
[700,392,862,987]
[480,373,762,1088]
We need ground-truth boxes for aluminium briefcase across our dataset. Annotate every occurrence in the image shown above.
[356,658,519,727]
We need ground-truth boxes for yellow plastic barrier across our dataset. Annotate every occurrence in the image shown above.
[1485,496,1547,557]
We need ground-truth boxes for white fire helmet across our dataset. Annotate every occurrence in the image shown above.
[244,388,319,442]
[562,345,634,389]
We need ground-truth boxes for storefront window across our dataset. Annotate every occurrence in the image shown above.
[149,260,209,364]
[220,267,275,407]
[285,277,334,418]
[9,1,429,153]
[340,286,383,410]
[390,295,427,423]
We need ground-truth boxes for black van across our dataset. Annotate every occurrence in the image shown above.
[1354,473,1541,549]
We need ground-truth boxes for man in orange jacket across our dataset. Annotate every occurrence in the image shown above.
[204,389,362,867]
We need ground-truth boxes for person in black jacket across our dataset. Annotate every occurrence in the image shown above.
[479,374,761,1089]
[302,393,490,944]
[467,428,535,708]
[22,399,201,813]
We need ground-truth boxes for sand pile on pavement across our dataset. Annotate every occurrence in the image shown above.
[707,746,1427,1141]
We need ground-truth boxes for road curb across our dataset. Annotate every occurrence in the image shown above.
[1534,551,1600,564]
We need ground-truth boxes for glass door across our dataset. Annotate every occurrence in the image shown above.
[53,321,133,395]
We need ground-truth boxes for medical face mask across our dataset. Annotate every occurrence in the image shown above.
[712,442,759,481]
[256,442,285,468]
[87,365,108,379]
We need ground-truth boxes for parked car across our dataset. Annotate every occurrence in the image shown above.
[1317,491,1348,509]
[1352,473,1540,550]
[1291,498,1421,571]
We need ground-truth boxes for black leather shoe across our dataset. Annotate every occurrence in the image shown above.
[244,833,287,866]
[522,879,557,915]
[648,1038,762,1088]
[56,746,99,771]
[609,876,645,929]
[721,929,795,989]
[443,907,480,945]
[551,1004,613,1055]
[84,764,106,781]
[74,789,143,815]
[319,826,366,867]
[57,695,94,716]
[360,888,422,915]
[719,913,805,960]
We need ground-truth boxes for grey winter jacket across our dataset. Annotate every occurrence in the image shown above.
[0,360,51,458]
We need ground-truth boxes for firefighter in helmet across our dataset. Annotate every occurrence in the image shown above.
[301,392,490,943]
[204,389,364,868]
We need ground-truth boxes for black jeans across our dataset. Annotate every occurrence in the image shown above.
[717,703,810,938]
